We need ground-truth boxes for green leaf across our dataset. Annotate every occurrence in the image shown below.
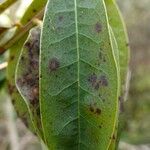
[40,0,119,149]
[108,25,120,150]
[104,1,130,149]
[16,26,43,138]
[7,0,47,137]
[104,0,129,88]
[7,36,35,133]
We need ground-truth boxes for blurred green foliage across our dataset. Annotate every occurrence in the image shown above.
[118,0,150,146]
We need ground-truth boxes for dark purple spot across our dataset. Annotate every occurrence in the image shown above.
[12,99,15,105]
[95,108,101,115]
[89,104,102,116]
[49,58,60,71]
[21,56,25,61]
[95,22,102,33]
[99,75,108,86]
[94,83,100,90]
[8,84,15,95]
[112,134,116,140]
[89,106,94,113]
[58,16,64,22]
[10,56,15,61]
[33,9,37,13]
[88,74,97,86]
[21,117,28,127]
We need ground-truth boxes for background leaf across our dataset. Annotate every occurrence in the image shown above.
[105,0,130,149]
[7,0,47,138]
[16,26,43,138]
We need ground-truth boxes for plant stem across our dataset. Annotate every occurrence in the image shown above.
[0,0,18,14]
[0,8,44,54]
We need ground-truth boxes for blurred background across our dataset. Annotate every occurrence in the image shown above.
[0,0,150,149]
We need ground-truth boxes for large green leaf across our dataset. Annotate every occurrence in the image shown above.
[40,0,119,149]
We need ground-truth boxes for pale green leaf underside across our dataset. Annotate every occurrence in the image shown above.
[105,0,130,149]
[105,0,129,87]
[41,0,119,149]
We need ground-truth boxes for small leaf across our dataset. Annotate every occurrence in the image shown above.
[105,1,130,149]
[16,26,43,137]
[7,37,35,133]
[7,0,47,138]
[41,0,119,149]
[105,0,129,88]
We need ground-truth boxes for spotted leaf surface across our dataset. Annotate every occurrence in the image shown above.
[16,26,43,137]
[40,0,119,149]
[7,0,47,138]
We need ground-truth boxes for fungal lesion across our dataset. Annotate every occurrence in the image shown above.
[89,103,102,116]
[16,26,41,107]
[48,57,60,72]
[95,22,102,33]
[88,73,108,90]
[16,26,43,132]
[58,15,64,22]
[8,83,15,95]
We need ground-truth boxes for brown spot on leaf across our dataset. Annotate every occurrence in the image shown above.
[17,27,40,107]
[49,58,60,71]
[21,117,29,127]
[88,74,108,90]
[95,108,101,115]
[89,104,102,116]
[89,105,94,113]
[58,16,64,22]
[94,83,100,90]
[88,74,97,86]
[33,9,37,13]
[8,84,15,95]
[10,56,15,61]
[99,75,108,86]
[95,22,102,33]
[11,99,15,105]
[113,134,116,140]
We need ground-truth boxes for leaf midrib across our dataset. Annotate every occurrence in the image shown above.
[74,0,81,148]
